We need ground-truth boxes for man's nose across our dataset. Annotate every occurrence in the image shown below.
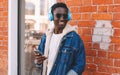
[59,15,64,20]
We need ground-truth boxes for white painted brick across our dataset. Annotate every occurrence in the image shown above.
[100,43,110,50]
[93,28,103,35]
[104,22,112,27]
[102,28,113,36]
[92,35,101,43]
[112,73,120,75]
[95,20,112,27]
[102,36,111,43]
[92,20,114,50]
[95,21,103,27]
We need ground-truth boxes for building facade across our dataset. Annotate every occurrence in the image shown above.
[0,0,120,75]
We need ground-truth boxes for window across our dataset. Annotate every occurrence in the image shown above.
[19,0,56,75]
[9,0,56,75]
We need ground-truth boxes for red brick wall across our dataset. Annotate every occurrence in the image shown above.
[58,0,120,75]
[0,0,8,75]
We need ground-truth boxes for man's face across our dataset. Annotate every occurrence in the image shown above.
[53,7,68,29]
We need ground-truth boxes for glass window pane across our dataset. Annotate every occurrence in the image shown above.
[24,0,48,75]
[25,2,35,15]
[40,0,45,15]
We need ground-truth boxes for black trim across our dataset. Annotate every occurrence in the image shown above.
[18,0,21,75]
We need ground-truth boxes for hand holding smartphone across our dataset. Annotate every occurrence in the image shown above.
[34,50,47,64]
[34,50,42,55]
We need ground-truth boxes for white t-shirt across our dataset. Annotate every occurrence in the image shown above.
[47,33,62,75]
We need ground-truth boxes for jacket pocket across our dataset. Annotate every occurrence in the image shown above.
[60,48,73,63]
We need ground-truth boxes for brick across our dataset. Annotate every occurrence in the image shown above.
[112,21,120,28]
[95,20,112,28]
[114,0,120,4]
[86,63,97,71]
[92,35,101,43]
[70,7,79,13]
[2,41,8,45]
[0,17,8,21]
[114,59,120,67]
[0,46,8,50]
[103,28,114,36]
[72,13,81,20]
[81,27,92,35]
[2,36,8,41]
[114,29,120,37]
[93,27,103,35]
[0,22,8,27]
[108,5,120,12]
[57,0,65,2]
[78,21,96,27]
[92,43,100,50]
[92,13,112,20]
[98,50,107,57]
[0,1,8,75]
[98,6,107,12]
[83,70,93,75]
[108,44,114,51]
[0,51,8,55]
[81,35,92,42]
[80,6,97,12]
[111,37,120,43]
[86,49,96,56]
[86,56,94,63]
[1,2,8,7]
[100,43,111,50]
[0,37,4,40]
[94,57,113,66]
[108,52,120,59]
[93,0,113,5]
[0,69,7,75]
[107,67,120,73]
[0,0,3,2]
[0,8,4,11]
[113,13,120,20]
[98,65,108,72]
[78,27,82,34]
[114,45,120,52]
[84,42,92,49]
[66,0,82,6]
[93,72,110,75]
[81,13,91,20]
[83,0,92,5]
[2,11,8,16]
[68,20,77,25]
[102,36,112,43]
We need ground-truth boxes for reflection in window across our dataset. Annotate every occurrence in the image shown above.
[24,0,48,75]
[25,2,35,15]
[40,0,45,15]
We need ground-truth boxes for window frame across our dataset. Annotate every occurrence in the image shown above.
[8,0,18,75]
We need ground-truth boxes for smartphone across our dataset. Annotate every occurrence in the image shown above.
[33,50,42,55]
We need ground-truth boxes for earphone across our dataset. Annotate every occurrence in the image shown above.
[48,7,72,21]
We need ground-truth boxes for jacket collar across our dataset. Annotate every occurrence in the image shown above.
[45,24,78,37]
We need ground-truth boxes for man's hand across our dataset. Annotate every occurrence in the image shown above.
[35,54,47,64]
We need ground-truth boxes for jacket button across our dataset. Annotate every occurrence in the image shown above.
[54,64,56,67]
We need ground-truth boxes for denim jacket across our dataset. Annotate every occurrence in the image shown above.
[37,25,86,75]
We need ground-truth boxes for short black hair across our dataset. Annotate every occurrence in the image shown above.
[51,2,69,14]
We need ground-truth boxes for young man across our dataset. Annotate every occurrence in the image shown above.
[34,2,86,75]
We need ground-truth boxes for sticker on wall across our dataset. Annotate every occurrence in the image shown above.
[92,20,114,50]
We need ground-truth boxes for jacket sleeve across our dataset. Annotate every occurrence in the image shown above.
[67,69,78,75]
[71,34,86,74]
[34,34,46,67]
[38,34,46,53]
